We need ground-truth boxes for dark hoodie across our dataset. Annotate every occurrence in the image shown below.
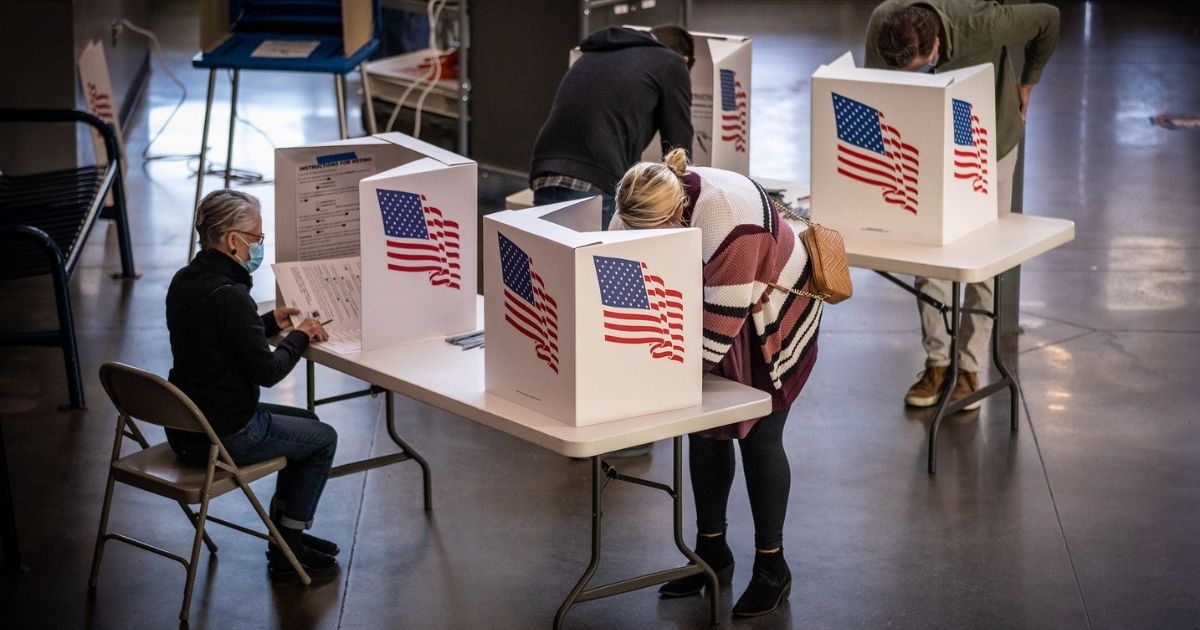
[530,27,693,196]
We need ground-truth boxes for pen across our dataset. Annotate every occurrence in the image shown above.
[320,318,333,326]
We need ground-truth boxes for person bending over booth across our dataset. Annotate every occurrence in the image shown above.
[611,150,824,618]
[865,0,1060,410]
[531,24,695,230]
[165,189,338,580]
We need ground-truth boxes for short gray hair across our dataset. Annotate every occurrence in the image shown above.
[195,189,261,251]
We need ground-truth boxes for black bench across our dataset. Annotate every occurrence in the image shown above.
[0,108,137,410]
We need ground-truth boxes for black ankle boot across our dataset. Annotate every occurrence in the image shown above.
[269,505,340,557]
[268,526,339,580]
[731,549,791,617]
[659,533,735,598]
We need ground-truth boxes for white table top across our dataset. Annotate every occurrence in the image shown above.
[280,299,771,458]
[780,212,1075,283]
[759,178,1076,283]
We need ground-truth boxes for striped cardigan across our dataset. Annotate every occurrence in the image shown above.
[682,167,822,422]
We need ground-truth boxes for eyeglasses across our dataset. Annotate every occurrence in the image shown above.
[234,230,266,246]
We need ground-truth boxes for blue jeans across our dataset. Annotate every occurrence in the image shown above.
[167,403,337,529]
[532,187,616,231]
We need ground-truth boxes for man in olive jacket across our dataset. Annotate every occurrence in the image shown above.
[864,1,1060,409]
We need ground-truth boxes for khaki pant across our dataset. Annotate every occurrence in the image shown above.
[917,147,1019,373]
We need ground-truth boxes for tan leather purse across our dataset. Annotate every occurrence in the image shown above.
[772,202,853,304]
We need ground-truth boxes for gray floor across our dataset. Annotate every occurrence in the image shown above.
[3,1,1199,628]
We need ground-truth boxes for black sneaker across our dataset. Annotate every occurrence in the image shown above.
[268,538,339,580]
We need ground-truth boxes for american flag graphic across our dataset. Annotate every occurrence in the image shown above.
[952,98,990,195]
[594,255,685,363]
[832,92,921,215]
[719,69,748,153]
[499,233,559,373]
[377,189,461,289]
[85,82,115,121]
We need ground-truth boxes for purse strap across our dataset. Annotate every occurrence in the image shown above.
[768,281,830,302]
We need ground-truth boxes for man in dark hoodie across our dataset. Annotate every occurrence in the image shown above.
[531,25,694,230]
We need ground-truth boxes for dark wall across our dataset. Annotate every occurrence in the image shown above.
[467,0,578,175]
[0,0,149,173]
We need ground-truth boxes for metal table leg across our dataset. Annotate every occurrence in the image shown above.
[335,74,349,140]
[189,69,218,262]
[927,282,962,474]
[307,360,431,507]
[224,69,239,189]
[360,63,378,135]
[990,273,1021,431]
[554,437,719,629]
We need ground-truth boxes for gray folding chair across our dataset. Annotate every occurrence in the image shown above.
[90,362,310,622]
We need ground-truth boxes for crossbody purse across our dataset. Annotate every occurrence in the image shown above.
[771,202,853,304]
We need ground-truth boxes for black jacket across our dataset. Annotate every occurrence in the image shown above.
[165,249,309,436]
[530,27,693,196]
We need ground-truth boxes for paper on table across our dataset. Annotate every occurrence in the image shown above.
[273,257,363,355]
[252,40,320,59]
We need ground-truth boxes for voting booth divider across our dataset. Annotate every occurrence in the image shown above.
[274,132,477,351]
[810,52,998,246]
[199,0,376,60]
[483,198,703,426]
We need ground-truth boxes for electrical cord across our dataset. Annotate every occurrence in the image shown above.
[113,18,190,164]
[381,0,452,138]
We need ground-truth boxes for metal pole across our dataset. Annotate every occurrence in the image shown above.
[190,70,218,262]
[224,69,239,189]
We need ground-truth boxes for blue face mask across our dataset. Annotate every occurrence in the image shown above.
[236,234,265,273]
[915,52,939,74]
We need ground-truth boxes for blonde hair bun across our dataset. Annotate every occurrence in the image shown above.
[663,148,690,177]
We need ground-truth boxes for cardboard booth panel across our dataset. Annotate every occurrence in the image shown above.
[359,158,478,350]
[276,132,471,264]
[810,52,998,246]
[483,199,703,426]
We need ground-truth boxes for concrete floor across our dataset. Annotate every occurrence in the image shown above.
[3,1,1199,628]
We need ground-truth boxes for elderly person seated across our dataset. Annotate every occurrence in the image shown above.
[164,189,337,580]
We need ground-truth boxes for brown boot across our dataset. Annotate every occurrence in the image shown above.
[904,366,948,407]
[950,370,981,411]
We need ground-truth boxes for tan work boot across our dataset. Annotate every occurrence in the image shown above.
[950,370,981,411]
[904,366,948,407]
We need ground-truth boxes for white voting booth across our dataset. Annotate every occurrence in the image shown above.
[571,28,752,174]
[811,52,998,246]
[274,132,477,351]
[483,197,703,426]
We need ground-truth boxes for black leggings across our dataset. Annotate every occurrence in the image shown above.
[689,408,790,550]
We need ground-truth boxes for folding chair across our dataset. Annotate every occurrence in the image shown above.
[90,362,310,622]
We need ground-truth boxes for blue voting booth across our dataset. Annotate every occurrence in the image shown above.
[190,0,382,258]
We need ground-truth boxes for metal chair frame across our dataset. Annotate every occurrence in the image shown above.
[90,362,311,622]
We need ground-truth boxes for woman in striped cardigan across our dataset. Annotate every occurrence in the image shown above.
[612,149,823,618]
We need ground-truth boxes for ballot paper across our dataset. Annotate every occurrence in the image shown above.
[252,40,320,59]
[273,257,363,355]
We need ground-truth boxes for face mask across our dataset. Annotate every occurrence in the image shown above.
[915,51,939,74]
[236,234,265,273]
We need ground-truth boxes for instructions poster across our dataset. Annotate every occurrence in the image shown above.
[294,152,376,260]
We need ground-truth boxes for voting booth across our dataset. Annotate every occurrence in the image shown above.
[810,52,998,246]
[571,29,752,174]
[483,198,703,426]
[199,0,377,64]
[274,132,476,351]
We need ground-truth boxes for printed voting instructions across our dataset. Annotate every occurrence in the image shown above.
[273,257,363,355]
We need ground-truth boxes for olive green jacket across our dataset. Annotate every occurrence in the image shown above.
[864,0,1060,156]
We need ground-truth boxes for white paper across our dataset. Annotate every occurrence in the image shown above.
[294,154,376,260]
[252,40,320,59]
[273,257,363,355]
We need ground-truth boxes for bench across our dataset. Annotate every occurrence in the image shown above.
[0,108,137,409]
